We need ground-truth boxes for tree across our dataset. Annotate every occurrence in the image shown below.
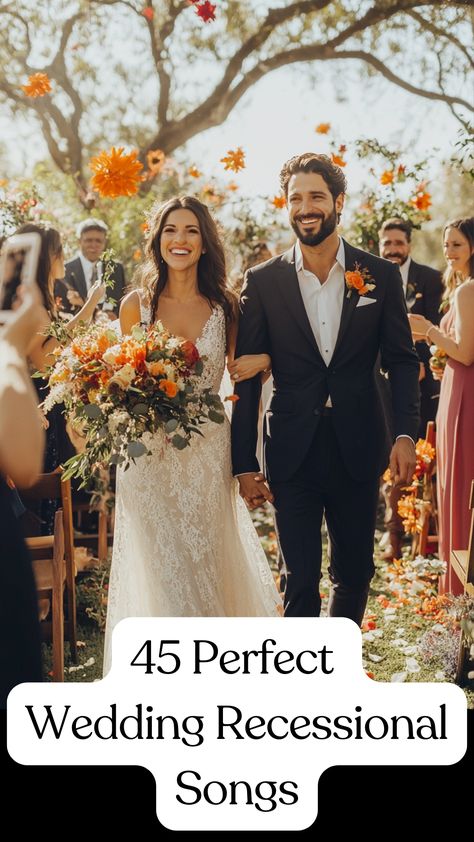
[1,0,472,200]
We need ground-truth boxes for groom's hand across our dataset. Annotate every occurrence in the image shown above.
[389,437,416,486]
[238,472,274,509]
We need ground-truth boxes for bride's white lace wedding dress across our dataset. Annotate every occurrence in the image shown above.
[103,299,282,674]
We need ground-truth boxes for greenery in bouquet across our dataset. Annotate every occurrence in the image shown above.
[43,319,225,487]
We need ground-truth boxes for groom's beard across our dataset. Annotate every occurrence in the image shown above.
[291,206,338,247]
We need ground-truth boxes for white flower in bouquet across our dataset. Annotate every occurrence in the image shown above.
[108,410,132,435]
[109,363,136,389]
[102,344,124,366]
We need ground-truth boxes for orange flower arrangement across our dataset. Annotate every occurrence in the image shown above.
[315,123,331,134]
[89,147,144,198]
[21,72,52,97]
[220,147,246,173]
[345,263,376,298]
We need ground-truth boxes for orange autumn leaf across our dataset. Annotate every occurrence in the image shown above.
[380,169,394,185]
[146,148,165,175]
[272,195,287,208]
[220,147,246,173]
[331,153,346,167]
[89,146,144,198]
[21,72,52,97]
[188,166,202,178]
[315,123,331,134]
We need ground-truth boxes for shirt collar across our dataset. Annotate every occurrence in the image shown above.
[294,237,345,273]
[79,252,100,271]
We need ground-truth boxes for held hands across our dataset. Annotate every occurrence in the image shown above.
[237,472,274,509]
[227,353,271,383]
[389,438,416,486]
[407,313,433,342]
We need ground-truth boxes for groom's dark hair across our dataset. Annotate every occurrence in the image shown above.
[279,153,347,200]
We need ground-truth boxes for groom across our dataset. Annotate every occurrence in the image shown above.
[231,153,420,624]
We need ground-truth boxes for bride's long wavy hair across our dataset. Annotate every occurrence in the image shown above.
[140,196,236,324]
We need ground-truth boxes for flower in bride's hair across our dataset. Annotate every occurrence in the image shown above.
[21,72,52,97]
[89,147,144,198]
[109,363,136,389]
[159,379,179,398]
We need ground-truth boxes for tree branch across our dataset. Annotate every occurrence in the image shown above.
[406,9,474,69]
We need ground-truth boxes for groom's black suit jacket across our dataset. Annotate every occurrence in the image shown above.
[231,240,420,484]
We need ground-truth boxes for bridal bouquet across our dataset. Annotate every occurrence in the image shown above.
[43,320,224,486]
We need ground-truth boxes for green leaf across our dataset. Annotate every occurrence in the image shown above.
[127,440,147,458]
[109,453,125,465]
[172,433,188,450]
[83,403,102,420]
[132,402,148,416]
[208,409,225,424]
[194,359,204,376]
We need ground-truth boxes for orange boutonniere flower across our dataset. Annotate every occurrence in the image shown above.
[345,263,376,299]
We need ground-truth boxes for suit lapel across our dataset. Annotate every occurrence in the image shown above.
[68,257,87,300]
[331,239,360,359]
[277,248,325,364]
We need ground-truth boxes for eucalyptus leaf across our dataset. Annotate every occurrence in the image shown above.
[208,409,225,424]
[165,418,179,433]
[83,403,102,420]
[132,402,149,416]
[109,453,125,465]
[127,440,147,458]
[172,434,188,450]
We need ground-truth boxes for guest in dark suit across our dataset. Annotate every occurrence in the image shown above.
[378,218,443,560]
[231,153,420,624]
[55,218,126,318]
[379,218,443,432]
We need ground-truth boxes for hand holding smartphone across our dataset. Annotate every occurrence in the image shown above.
[0,232,42,322]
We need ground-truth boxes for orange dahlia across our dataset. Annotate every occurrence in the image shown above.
[89,147,144,198]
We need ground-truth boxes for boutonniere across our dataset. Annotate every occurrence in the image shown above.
[345,263,376,299]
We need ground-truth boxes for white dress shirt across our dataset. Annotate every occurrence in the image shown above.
[79,253,101,292]
[399,256,411,298]
[295,237,346,405]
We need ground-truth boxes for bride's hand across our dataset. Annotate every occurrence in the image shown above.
[228,353,271,383]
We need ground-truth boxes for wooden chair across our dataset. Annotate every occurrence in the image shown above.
[451,481,474,685]
[29,509,65,681]
[19,470,78,667]
[73,497,114,562]
[415,421,439,557]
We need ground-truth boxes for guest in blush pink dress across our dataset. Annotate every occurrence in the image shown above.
[409,217,474,594]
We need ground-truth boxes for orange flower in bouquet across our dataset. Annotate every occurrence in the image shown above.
[43,320,225,486]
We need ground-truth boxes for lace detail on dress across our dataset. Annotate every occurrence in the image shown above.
[103,300,282,674]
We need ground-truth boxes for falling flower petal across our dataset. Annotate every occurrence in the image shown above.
[89,146,144,198]
[220,147,246,173]
[196,1,216,22]
[21,72,52,97]
[271,195,287,208]
[142,6,154,20]
[331,153,346,167]
[315,123,331,134]
[188,165,202,178]
[146,148,165,175]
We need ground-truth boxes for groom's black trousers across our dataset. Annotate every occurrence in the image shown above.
[270,411,379,625]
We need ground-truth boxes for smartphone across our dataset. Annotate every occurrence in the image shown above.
[0,232,42,321]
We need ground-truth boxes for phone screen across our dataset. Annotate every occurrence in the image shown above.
[0,232,41,317]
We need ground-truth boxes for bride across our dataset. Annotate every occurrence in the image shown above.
[103,196,282,673]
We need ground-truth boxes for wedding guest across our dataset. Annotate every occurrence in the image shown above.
[55,218,125,317]
[16,223,105,533]
[0,282,46,706]
[378,218,443,561]
[409,217,474,594]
